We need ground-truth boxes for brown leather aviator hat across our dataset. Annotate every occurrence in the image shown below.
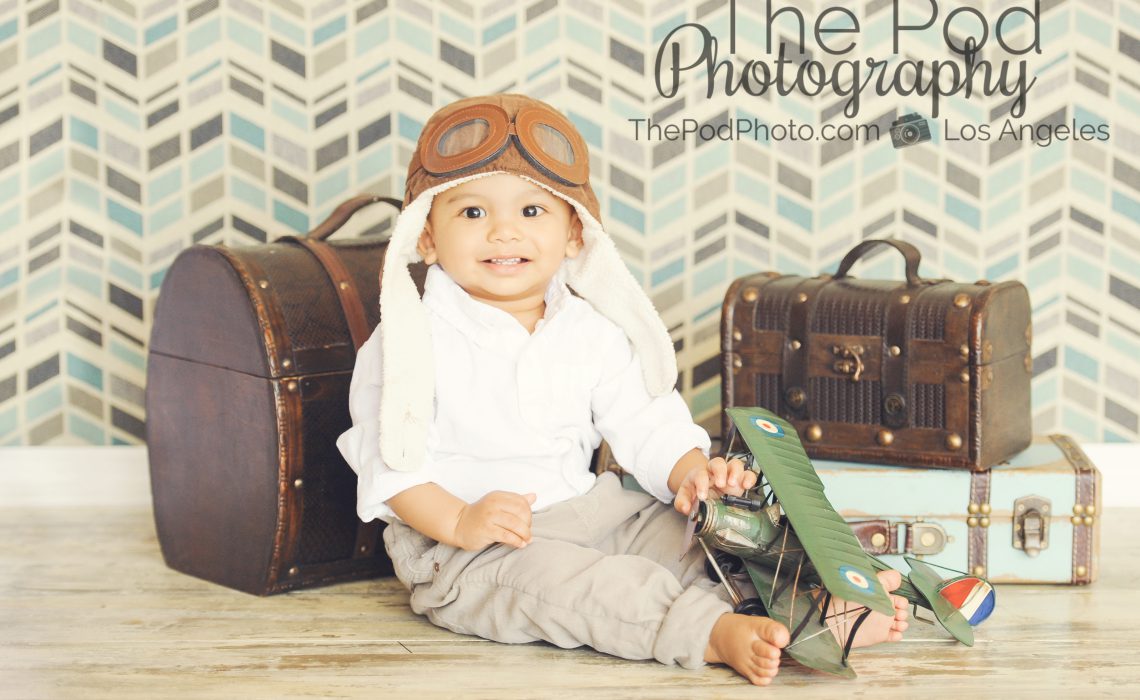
[379,93,677,472]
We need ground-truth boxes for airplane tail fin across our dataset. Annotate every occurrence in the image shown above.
[937,576,996,626]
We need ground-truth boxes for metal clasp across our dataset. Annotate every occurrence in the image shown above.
[907,522,948,555]
[1013,495,1051,557]
[831,344,865,382]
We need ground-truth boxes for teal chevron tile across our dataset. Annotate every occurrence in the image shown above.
[736,109,769,148]
[1109,246,1140,278]
[0,265,16,288]
[355,19,389,57]
[864,10,892,46]
[1104,428,1134,443]
[862,143,897,177]
[1069,253,1104,290]
[274,200,309,233]
[1077,10,1111,43]
[188,16,220,57]
[70,116,98,150]
[1112,191,1140,223]
[29,150,63,188]
[66,266,101,298]
[651,164,685,200]
[1065,347,1099,382]
[440,13,474,43]
[1042,6,1071,40]
[777,195,812,231]
[27,19,60,59]
[190,57,221,83]
[989,160,1022,197]
[0,173,19,205]
[695,142,728,178]
[110,259,142,289]
[395,18,432,55]
[566,14,601,51]
[270,12,305,46]
[943,250,977,281]
[525,14,558,53]
[108,200,143,236]
[1124,2,1140,31]
[105,97,140,129]
[945,193,979,229]
[736,172,770,204]
[611,9,643,44]
[692,382,719,418]
[527,56,559,81]
[0,406,15,440]
[988,191,1021,226]
[69,413,105,444]
[776,253,810,276]
[228,16,263,53]
[820,194,853,229]
[732,257,763,279]
[27,385,61,422]
[150,268,165,290]
[694,258,727,296]
[30,62,60,85]
[484,15,515,44]
[567,111,601,148]
[111,338,145,370]
[652,12,685,43]
[190,143,223,183]
[985,253,1018,280]
[398,114,423,142]
[821,162,854,197]
[651,257,684,286]
[149,200,183,233]
[1033,374,1057,409]
[357,58,390,83]
[356,145,391,182]
[1072,167,1106,202]
[314,16,346,45]
[70,180,100,213]
[651,196,684,231]
[66,18,97,54]
[102,13,134,44]
[0,19,16,43]
[903,171,937,203]
[610,197,645,233]
[1061,406,1096,440]
[232,176,265,209]
[67,353,103,391]
[25,299,56,322]
[0,202,16,232]
[695,300,720,323]
[148,169,182,204]
[145,15,177,45]
[315,168,349,207]
[231,114,265,151]
[1030,142,1065,173]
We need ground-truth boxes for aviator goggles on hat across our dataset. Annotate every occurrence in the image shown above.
[417,103,589,187]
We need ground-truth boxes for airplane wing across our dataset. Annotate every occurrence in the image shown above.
[743,560,856,678]
[725,407,895,617]
[904,557,978,646]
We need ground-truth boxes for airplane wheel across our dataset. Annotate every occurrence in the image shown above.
[734,598,767,616]
[705,552,745,581]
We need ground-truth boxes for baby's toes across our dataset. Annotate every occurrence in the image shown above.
[751,639,783,662]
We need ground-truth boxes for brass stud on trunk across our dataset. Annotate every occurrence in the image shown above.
[871,533,887,548]
[282,358,292,369]
[806,424,822,442]
[258,280,269,289]
[889,345,901,357]
[293,479,303,488]
[959,344,970,359]
[954,293,970,308]
[790,339,802,351]
[287,380,298,392]
[959,370,970,384]
[946,433,963,450]
[1070,515,1083,526]
[876,429,894,446]
[1073,504,1085,515]
[980,503,991,515]
[786,387,806,409]
[968,503,980,514]
[967,516,978,527]
[732,356,743,371]
[972,565,985,576]
[288,566,299,576]
[1076,565,1088,578]
[339,281,349,290]
[742,287,759,302]
[898,294,911,305]
[979,517,990,528]
[732,327,742,342]
[796,292,808,303]
[1083,515,1094,526]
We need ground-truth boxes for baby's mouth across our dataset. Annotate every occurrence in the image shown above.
[483,257,530,266]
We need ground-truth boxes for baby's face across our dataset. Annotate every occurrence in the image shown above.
[418,173,583,309]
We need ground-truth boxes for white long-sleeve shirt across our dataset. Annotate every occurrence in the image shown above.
[335,264,711,523]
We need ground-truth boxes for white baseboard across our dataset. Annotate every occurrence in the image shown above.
[1,443,1137,508]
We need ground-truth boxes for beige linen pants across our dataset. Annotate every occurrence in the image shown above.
[383,472,733,668]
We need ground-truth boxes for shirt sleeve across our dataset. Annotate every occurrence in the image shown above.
[335,323,436,523]
[590,327,711,504]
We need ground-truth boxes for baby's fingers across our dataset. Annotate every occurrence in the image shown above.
[722,458,750,495]
[493,526,530,549]
[708,457,728,490]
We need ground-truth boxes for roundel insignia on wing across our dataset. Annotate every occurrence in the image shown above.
[752,418,785,437]
[838,565,873,592]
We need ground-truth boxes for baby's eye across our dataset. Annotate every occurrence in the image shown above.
[461,207,485,219]
[522,205,546,217]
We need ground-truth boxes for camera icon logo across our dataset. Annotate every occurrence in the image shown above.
[890,113,932,149]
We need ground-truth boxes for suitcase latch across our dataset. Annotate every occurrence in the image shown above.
[1013,495,1051,557]
[831,344,865,382]
[908,521,948,555]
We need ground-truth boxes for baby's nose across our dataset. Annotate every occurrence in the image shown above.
[489,219,523,241]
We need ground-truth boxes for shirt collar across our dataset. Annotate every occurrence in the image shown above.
[422,264,573,344]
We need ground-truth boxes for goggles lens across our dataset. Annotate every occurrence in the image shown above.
[436,118,492,158]
[529,122,575,166]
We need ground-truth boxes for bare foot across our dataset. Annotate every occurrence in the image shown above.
[704,613,790,686]
[825,569,910,648]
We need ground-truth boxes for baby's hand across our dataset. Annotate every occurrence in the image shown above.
[674,457,757,516]
[452,491,537,551]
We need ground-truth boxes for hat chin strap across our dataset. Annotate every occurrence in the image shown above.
[378,172,678,472]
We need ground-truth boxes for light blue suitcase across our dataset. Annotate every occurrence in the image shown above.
[813,434,1100,584]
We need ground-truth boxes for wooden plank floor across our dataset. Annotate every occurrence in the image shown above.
[2,505,1137,699]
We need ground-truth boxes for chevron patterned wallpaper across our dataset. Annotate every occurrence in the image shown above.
[1,0,1138,446]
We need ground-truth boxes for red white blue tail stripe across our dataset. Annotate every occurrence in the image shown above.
[938,577,995,626]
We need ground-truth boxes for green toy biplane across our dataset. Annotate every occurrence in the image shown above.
[683,407,996,678]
